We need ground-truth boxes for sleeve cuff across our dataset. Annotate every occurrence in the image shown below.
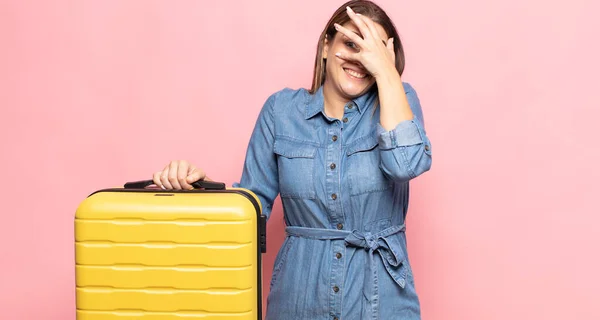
[377,119,424,150]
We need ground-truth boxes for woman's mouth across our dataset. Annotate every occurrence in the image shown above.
[344,68,367,79]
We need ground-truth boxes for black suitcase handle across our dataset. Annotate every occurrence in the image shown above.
[124,179,226,190]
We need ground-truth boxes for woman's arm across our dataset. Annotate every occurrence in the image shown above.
[232,92,280,220]
[376,82,432,182]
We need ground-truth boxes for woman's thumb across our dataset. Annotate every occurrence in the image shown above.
[186,168,205,183]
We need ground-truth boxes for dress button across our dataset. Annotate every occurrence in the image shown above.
[343,117,348,123]
[330,163,336,170]
[348,104,354,109]
[332,135,338,142]
[331,193,337,200]
[337,223,343,230]
[336,252,342,259]
[425,145,430,151]
[333,286,339,293]
[334,317,339,320]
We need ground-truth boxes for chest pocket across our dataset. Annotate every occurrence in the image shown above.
[274,138,317,199]
[346,134,392,196]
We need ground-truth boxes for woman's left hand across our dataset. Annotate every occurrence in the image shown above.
[334,6,396,79]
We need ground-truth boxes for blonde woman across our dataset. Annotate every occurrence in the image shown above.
[154,1,432,318]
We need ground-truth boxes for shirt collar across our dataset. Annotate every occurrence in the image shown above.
[304,86,376,120]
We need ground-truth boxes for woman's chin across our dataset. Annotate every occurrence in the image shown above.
[340,84,373,99]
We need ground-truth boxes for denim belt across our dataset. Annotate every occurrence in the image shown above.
[285,224,407,320]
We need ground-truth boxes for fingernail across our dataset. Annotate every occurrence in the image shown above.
[346,6,354,13]
[160,185,166,190]
[335,52,341,57]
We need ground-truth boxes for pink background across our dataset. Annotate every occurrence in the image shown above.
[1,0,599,319]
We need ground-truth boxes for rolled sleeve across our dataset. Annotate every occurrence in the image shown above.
[377,119,424,150]
[377,83,432,182]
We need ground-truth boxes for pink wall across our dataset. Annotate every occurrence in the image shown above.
[1,0,599,319]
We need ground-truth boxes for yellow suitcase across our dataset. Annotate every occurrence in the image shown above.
[74,180,266,320]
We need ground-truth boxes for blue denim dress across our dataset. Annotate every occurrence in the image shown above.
[233,82,432,320]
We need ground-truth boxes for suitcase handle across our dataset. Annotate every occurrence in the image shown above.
[123,179,226,190]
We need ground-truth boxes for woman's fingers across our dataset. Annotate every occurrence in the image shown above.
[153,171,165,189]
[387,37,396,62]
[355,14,384,45]
[346,6,373,41]
[160,164,173,189]
[335,51,360,63]
[177,161,193,190]
[153,160,206,190]
[186,166,206,184]
[167,161,182,190]
[334,23,365,49]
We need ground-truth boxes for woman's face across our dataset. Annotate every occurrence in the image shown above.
[323,19,389,100]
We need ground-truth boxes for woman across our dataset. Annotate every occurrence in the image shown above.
[153,1,432,319]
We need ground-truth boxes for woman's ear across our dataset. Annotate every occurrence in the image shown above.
[322,35,330,59]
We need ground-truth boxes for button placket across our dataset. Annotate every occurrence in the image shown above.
[326,124,345,319]
[327,127,343,227]
[329,240,345,319]
[342,101,357,125]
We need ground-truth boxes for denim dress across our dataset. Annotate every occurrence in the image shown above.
[233,82,432,320]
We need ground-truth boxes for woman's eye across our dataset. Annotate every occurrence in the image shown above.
[345,41,357,49]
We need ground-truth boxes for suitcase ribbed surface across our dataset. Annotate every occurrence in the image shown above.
[75,189,261,319]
